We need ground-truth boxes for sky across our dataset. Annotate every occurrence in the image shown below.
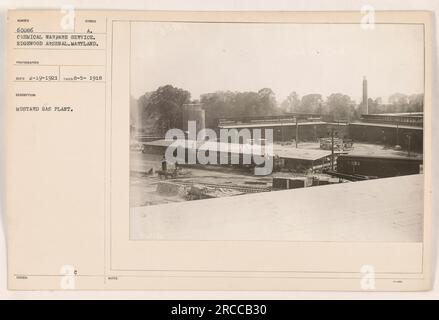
[131,22,424,104]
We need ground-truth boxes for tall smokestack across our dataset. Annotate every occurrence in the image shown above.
[362,76,368,114]
[182,103,205,136]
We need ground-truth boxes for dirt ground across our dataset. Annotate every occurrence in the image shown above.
[130,152,273,207]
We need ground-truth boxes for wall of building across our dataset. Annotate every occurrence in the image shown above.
[222,123,349,143]
[348,124,423,152]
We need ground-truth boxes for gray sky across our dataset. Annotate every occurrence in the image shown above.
[131,22,424,103]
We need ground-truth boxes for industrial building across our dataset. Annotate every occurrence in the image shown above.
[212,77,423,152]
[141,139,333,172]
[349,113,423,152]
[217,114,348,142]
[215,112,423,152]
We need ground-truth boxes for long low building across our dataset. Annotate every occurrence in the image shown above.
[217,121,349,142]
[141,139,333,172]
[217,120,422,152]
[360,112,423,127]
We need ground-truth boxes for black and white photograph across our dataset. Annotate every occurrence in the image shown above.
[2,4,437,295]
[129,22,424,242]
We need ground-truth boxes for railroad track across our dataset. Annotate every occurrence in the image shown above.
[171,180,272,193]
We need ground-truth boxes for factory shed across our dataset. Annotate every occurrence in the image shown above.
[141,139,332,171]
[217,121,349,142]
[271,145,332,171]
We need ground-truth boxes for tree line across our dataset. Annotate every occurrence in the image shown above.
[131,85,424,134]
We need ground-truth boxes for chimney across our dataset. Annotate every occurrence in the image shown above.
[362,76,368,115]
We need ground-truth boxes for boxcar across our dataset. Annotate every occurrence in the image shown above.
[336,154,422,178]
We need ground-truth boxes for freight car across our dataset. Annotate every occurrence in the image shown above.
[336,154,422,178]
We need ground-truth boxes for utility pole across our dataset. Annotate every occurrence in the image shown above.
[279,120,284,142]
[407,134,412,157]
[295,117,299,148]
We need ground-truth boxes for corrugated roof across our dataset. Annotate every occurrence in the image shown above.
[143,139,331,161]
[218,121,331,129]
[338,154,423,161]
[350,122,423,130]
